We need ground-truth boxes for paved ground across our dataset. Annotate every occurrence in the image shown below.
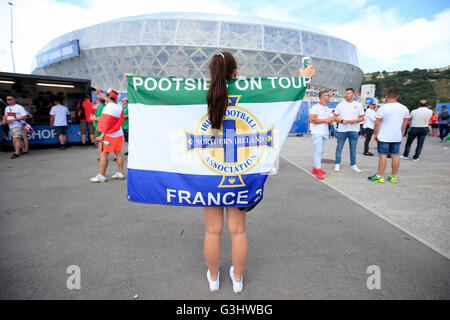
[0,141,449,300]
[281,134,450,258]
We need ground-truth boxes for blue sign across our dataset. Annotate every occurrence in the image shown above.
[35,40,80,68]
[289,101,309,134]
[1,125,82,145]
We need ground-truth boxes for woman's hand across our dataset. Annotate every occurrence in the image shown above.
[125,73,135,82]
[299,65,316,78]
[95,136,103,143]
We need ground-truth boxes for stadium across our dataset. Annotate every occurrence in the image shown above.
[31,12,364,94]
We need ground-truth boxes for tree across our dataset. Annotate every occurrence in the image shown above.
[439,95,449,103]
[362,67,446,109]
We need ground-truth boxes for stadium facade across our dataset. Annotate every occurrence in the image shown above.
[31,12,364,93]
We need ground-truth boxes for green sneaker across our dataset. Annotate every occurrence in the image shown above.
[368,174,385,183]
[388,176,397,183]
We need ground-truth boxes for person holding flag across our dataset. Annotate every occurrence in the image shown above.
[125,55,315,294]
[202,52,315,293]
[89,88,125,183]
[2,95,29,159]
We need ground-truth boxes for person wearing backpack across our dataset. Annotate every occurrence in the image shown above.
[438,106,449,141]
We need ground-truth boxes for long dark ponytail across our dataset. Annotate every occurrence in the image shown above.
[207,52,237,130]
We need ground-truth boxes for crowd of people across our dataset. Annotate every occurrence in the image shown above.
[2,81,448,186]
[0,87,130,184]
[309,89,449,183]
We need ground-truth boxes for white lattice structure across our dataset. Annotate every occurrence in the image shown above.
[32,12,364,93]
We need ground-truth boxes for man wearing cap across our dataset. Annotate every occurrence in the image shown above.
[90,88,125,183]
[363,99,378,156]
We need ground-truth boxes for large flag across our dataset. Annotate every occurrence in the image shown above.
[127,76,310,208]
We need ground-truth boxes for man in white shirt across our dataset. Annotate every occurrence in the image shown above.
[49,97,71,149]
[309,91,334,180]
[363,99,378,156]
[400,99,432,161]
[369,89,410,183]
[1,95,29,159]
[333,88,365,172]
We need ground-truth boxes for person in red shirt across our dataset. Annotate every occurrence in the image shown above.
[77,95,96,147]
[429,111,439,137]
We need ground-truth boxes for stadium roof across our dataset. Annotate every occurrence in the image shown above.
[106,12,331,36]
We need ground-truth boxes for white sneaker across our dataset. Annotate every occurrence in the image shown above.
[350,165,362,173]
[206,269,220,292]
[229,266,243,293]
[334,164,341,172]
[412,158,419,162]
[111,172,125,180]
[90,174,106,183]
[399,155,409,160]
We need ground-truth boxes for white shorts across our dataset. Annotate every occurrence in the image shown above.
[10,126,23,139]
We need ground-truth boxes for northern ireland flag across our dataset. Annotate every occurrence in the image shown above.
[97,102,124,133]
[127,76,310,208]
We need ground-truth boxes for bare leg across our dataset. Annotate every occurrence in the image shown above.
[89,134,95,144]
[377,155,387,176]
[59,134,66,145]
[391,155,400,176]
[113,150,124,173]
[13,137,22,155]
[227,207,248,282]
[99,151,109,175]
[21,130,29,152]
[203,207,224,281]
[81,134,86,144]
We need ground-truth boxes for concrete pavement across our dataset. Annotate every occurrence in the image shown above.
[281,134,450,258]
[0,143,449,299]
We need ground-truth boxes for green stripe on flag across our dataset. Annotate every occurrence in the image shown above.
[127,76,309,105]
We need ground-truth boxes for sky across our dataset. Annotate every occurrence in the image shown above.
[0,0,449,74]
